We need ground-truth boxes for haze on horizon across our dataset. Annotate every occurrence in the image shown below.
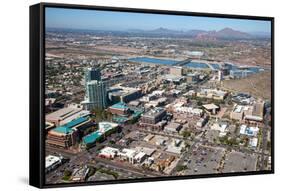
[46,7,271,34]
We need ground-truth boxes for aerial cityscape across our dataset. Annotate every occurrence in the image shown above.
[44,8,272,184]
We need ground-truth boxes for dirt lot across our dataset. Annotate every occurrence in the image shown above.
[221,71,272,100]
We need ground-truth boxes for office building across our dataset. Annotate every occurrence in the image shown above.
[108,86,141,103]
[85,67,101,83]
[84,68,101,99]
[82,80,107,110]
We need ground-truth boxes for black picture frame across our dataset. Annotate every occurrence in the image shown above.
[30,2,274,188]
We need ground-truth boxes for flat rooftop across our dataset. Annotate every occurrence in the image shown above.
[143,107,166,117]
[83,122,118,145]
[83,131,102,145]
[109,102,129,110]
[203,103,219,110]
[165,122,181,129]
[52,116,90,134]
[45,155,61,168]
[46,106,87,124]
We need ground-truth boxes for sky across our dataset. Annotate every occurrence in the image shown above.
[45,7,271,33]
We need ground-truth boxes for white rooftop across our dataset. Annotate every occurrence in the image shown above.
[45,155,62,169]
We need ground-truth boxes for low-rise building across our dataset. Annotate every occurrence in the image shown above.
[164,122,182,133]
[174,106,203,116]
[230,104,249,121]
[144,134,155,142]
[81,122,118,149]
[46,106,90,126]
[108,102,130,116]
[231,102,264,122]
[163,74,185,84]
[135,147,156,156]
[203,103,220,115]
[98,147,119,159]
[45,155,63,173]
[151,90,165,96]
[71,166,90,182]
[240,125,259,136]
[196,116,209,128]
[134,152,147,163]
[244,101,264,122]
[47,116,92,149]
[186,73,200,83]
[140,107,167,125]
[249,137,258,147]
[197,89,227,100]
[170,66,183,76]
[210,123,228,137]
[140,94,156,103]
[118,148,137,164]
[166,139,184,154]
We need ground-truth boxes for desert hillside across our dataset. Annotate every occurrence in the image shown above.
[222,71,272,100]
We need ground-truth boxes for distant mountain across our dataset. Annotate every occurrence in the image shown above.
[185,29,206,36]
[151,27,174,33]
[148,27,186,34]
[47,27,269,40]
[195,27,252,40]
[216,27,252,39]
[128,27,254,40]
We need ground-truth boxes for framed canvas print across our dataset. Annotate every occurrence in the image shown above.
[30,2,274,188]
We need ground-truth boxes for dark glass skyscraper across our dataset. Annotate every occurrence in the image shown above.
[82,67,107,110]
[85,68,101,83]
[84,68,102,100]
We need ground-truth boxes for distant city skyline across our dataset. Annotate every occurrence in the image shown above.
[46,7,271,34]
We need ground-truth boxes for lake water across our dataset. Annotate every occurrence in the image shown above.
[129,57,262,73]
[128,57,177,65]
[185,62,209,69]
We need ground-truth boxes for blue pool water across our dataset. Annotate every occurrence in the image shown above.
[128,57,178,65]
